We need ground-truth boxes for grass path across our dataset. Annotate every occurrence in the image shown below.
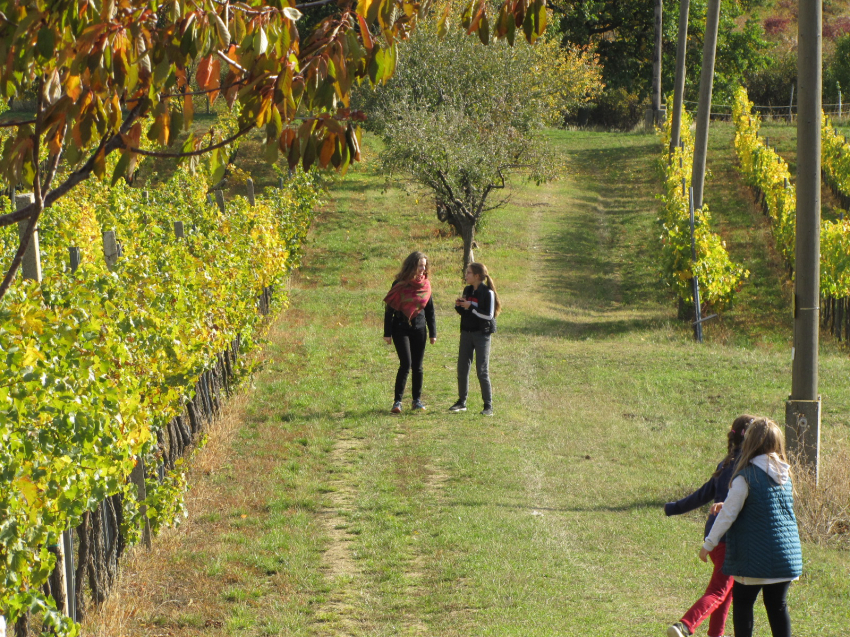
[86,130,850,636]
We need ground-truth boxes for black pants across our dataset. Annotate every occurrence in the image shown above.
[392,327,427,402]
[732,580,792,637]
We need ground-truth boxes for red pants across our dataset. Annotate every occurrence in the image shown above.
[681,543,733,637]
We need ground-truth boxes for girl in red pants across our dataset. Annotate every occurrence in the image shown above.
[664,415,753,637]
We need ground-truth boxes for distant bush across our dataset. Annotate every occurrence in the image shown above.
[743,50,797,110]
[570,87,646,130]
[763,16,791,36]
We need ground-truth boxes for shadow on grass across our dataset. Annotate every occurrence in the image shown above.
[524,134,673,340]
[507,314,669,339]
[448,497,669,513]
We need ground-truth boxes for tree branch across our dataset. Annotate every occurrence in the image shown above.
[0,105,142,229]
[476,168,506,218]
[0,119,37,128]
[296,0,338,8]
[0,79,45,299]
[436,169,475,222]
[127,125,253,158]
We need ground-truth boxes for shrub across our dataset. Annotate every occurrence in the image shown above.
[792,448,850,548]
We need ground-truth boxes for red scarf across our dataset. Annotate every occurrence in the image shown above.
[384,276,432,321]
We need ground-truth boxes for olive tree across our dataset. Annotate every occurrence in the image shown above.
[359,21,602,269]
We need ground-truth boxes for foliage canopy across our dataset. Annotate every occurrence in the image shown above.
[360,19,601,269]
[0,0,547,297]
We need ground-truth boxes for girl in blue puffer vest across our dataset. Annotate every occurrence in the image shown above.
[700,417,802,637]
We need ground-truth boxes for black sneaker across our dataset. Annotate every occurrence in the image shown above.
[391,401,402,414]
[412,400,426,412]
[480,405,494,416]
[448,401,467,413]
[667,623,691,637]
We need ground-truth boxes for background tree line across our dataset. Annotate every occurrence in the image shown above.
[549,0,850,128]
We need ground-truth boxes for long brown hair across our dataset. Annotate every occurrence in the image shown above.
[468,262,501,316]
[732,417,789,480]
[395,251,430,283]
[712,414,754,478]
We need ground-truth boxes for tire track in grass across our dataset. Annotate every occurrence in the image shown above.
[313,435,371,636]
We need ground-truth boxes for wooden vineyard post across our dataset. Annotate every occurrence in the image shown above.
[130,457,152,549]
[246,178,255,206]
[173,221,185,239]
[69,247,81,273]
[215,190,226,213]
[102,231,119,270]
[15,193,41,282]
[789,83,795,122]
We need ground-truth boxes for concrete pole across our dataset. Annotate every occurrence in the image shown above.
[646,0,665,130]
[690,0,721,210]
[787,0,822,478]
[15,194,41,282]
[670,0,691,153]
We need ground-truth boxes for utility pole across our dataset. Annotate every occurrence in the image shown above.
[647,0,664,130]
[786,0,822,480]
[670,0,691,153]
[690,0,721,210]
[653,0,663,123]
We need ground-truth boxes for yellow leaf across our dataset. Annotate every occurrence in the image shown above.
[22,341,44,367]
[15,476,39,507]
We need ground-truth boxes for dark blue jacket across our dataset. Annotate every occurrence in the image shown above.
[665,450,740,542]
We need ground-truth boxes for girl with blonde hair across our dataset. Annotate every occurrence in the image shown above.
[700,417,802,637]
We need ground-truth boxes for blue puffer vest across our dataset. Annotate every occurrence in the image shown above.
[723,464,803,579]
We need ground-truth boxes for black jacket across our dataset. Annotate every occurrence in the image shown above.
[455,283,496,333]
[383,286,436,337]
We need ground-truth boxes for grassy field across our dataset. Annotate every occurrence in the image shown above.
[85,126,850,636]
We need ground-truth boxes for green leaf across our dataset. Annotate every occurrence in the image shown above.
[254,27,268,56]
[37,27,56,59]
[233,12,246,43]
[111,151,133,186]
[212,12,230,47]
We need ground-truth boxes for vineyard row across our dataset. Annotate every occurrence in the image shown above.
[0,160,320,635]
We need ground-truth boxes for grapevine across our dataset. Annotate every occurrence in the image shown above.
[0,153,320,632]
[659,107,748,310]
[732,86,850,300]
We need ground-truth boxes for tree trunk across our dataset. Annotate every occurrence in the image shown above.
[459,221,475,274]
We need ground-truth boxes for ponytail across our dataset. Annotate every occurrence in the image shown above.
[468,262,501,316]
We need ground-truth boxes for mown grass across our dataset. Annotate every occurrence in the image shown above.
[87,126,850,636]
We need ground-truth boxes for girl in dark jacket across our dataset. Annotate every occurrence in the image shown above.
[383,251,437,413]
[665,415,753,637]
[449,262,500,416]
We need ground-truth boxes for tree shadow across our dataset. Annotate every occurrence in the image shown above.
[518,136,674,340]
[445,496,668,514]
